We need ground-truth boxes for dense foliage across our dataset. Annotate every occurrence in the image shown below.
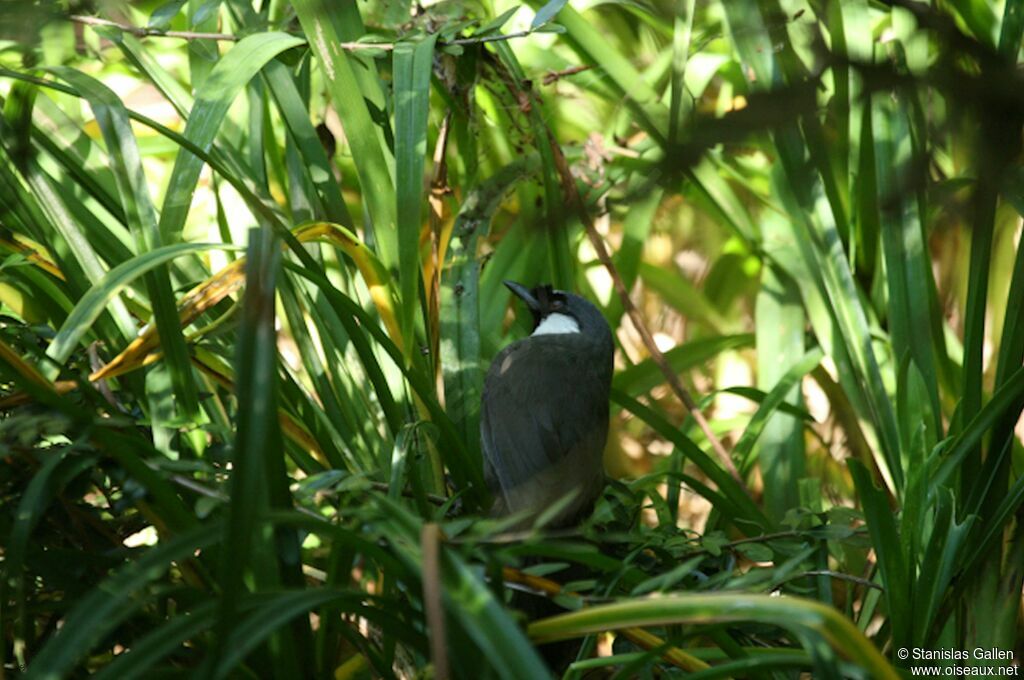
[1,0,1023,677]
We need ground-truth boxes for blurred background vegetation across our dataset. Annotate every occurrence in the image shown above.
[0,0,1022,677]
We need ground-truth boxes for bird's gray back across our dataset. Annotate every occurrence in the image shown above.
[480,333,612,526]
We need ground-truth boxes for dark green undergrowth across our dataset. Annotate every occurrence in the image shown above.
[1,0,1023,677]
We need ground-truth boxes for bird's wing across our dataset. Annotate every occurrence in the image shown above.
[480,336,610,516]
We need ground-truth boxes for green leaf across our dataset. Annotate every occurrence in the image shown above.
[606,188,660,329]
[293,0,398,268]
[613,333,753,396]
[442,157,538,455]
[149,0,188,29]
[46,242,229,367]
[848,459,911,651]
[393,34,439,362]
[477,6,520,34]
[933,365,1024,490]
[531,0,567,28]
[736,347,822,476]
[754,229,807,519]
[534,22,566,33]
[284,262,487,508]
[158,32,305,243]
[639,260,726,333]
[913,489,972,645]
[612,389,769,532]
[53,67,201,419]
[213,227,299,676]
[522,0,668,142]
[528,593,898,680]
[629,556,702,595]
[262,60,353,226]
[873,94,942,441]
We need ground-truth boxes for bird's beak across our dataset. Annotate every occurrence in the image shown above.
[503,280,541,312]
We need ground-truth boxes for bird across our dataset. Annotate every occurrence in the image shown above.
[480,281,614,529]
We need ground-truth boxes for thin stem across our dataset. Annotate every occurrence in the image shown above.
[792,570,883,591]
[541,65,592,86]
[69,14,238,41]
[70,14,535,50]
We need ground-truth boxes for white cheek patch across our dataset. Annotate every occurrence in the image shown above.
[532,312,580,336]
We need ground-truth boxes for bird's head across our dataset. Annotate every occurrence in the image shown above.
[503,281,612,345]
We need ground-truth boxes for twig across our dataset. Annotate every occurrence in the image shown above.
[311,31,537,52]
[70,14,238,41]
[164,470,452,522]
[70,14,535,51]
[793,570,883,591]
[681,526,869,558]
[722,528,809,548]
[542,65,592,86]
[448,525,582,544]
[421,524,450,680]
